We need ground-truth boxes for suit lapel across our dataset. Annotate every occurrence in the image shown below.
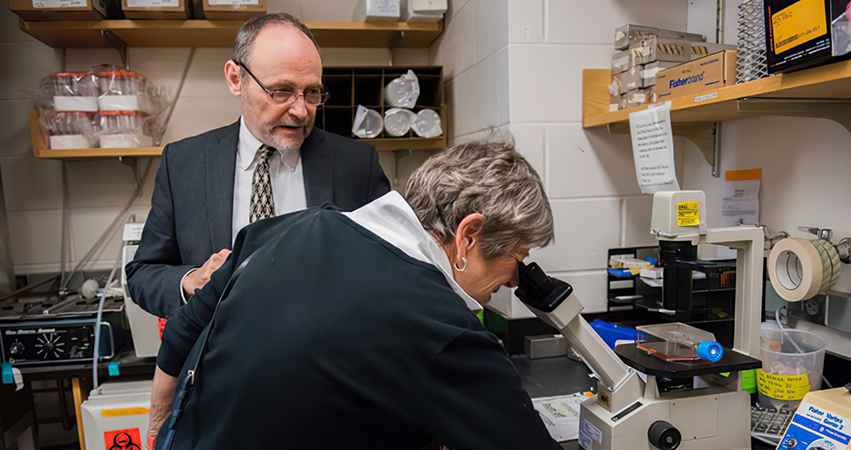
[207,121,239,250]
[302,129,333,207]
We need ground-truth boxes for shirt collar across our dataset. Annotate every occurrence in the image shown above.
[343,191,483,313]
[237,117,300,172]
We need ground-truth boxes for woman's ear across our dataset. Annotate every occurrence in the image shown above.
[454,214,485,260]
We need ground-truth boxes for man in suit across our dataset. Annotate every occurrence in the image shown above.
[126,13,391,318]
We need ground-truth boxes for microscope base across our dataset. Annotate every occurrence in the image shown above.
[578,387,751,450]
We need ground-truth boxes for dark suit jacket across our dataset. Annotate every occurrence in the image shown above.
[156,206,561,450]
[125,121,390,318]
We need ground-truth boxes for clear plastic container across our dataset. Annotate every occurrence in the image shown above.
[96,69,147,96]
[411,109,442,138]
[384,108,416,136]
[49,72,100,112]
[758,328,827,410]
[52,72,99,98]
[96,110,153,147]
[39,109,98,149]
[352,105,383,139]
[636,322,717,362]
[384,70,420,108]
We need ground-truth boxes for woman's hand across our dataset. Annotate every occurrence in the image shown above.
[146,366,179,450]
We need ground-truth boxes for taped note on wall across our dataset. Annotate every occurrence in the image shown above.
[629,102,680,194]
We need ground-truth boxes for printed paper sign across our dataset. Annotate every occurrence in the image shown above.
[721,169,761,227]
[104,428,142,450]
[629,101,680,194]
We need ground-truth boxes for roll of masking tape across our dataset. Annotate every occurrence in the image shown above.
[768,237,842,302]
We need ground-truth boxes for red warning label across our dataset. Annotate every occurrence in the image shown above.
[104,428,142,450]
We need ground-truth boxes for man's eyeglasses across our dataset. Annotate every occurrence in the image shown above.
[233,61,330,106]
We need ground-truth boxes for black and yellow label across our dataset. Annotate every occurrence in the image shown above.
[772,0,827,54]
[676,202,700,227]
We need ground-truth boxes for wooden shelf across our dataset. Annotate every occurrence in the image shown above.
[18,19,443,48]
[30,110,443,159]
[582,59,851,129]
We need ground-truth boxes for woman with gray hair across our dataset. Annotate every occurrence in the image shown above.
[148,139,561,450]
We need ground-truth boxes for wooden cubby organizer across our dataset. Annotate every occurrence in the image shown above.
[320,66,445,151]
[31,66,446,158]
[582,59,851,174]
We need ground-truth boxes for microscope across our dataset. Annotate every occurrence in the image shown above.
[516,191,764,450]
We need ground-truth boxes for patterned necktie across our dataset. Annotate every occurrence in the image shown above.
[249,145,276,223]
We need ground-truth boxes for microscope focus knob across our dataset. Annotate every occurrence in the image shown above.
[648,420,681,450]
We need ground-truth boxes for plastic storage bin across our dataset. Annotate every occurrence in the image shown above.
[758,328,827,410]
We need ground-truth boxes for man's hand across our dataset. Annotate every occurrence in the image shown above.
[146,366,179,450]
[182,249,231,298]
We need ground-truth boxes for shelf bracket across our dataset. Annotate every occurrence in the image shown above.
[737,97,851,135]
[101,30,129,70]
[606,121,721,177]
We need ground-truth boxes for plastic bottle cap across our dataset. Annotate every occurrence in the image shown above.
[696,340,723,362]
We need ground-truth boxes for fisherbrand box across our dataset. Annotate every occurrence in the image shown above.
[656,50,736,100]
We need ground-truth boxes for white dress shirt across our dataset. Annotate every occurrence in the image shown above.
[181,118,308,303]
[343,191,482,312]
[232,117,307,243]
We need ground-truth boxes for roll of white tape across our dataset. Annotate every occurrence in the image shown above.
[768,237,842,302]
[769,237,822,302]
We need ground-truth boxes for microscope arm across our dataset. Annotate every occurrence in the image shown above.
[526,292,644,413]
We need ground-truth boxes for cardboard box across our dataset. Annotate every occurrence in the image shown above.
[690,42,736,60]
[201,0,264,19]
[9,0,118,20]
[614,24,705,50]
[765,0,851,73]
[631,36,692,65]
[122,0,189,19]
[656,50,737,100]
[365,0,399,22]
[642,61,680,86]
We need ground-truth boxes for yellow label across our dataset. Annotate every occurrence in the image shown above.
[756,369,811,401]
[101,407,149,418]
[676,202,700,227]
[771,0,827,54]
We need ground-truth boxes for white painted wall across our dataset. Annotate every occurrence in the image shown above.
[501,0,690,315]
[0,0,428,275]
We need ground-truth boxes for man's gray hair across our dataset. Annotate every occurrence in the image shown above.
[232,13,322,72]
[405,139,555,259]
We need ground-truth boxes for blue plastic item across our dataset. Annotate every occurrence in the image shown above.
[607,268,634,278]
[1,363,13,384]
[108,361,121,376]
[696,340,724,362]
[590,320,638,349]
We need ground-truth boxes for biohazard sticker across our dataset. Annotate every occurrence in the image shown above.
[158,318,167,340]
[104,428,142,450]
